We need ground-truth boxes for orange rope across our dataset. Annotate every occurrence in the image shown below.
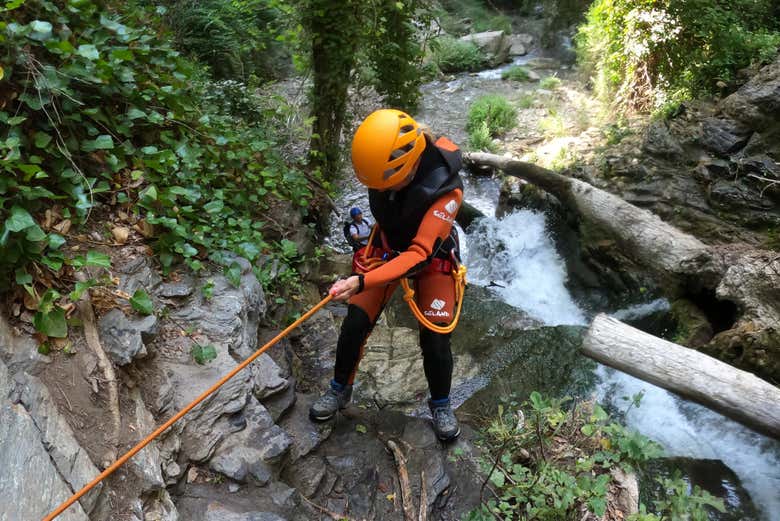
[43,294,333,521]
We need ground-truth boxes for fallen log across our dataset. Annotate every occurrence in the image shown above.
[582,314,780,438]
[463,152,715,285]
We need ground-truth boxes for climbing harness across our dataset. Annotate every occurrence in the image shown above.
[43,294,333,521]
[352,225,467,334]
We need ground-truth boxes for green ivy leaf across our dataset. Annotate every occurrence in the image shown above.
[6,206,36,232]
[34,132,52,148]
[86,250,111,268]
[191,344,217,365]
[81,134,114,151]
[129,288,154,315]
[76,44,99,60]
[587,497,607,517]
[355,424,367,434]
[15,268,32,285]
[33,307,68,338]
[8,115,26,125]
[69,279,97,301]
[47,233,66,250]
[225,262,242,287]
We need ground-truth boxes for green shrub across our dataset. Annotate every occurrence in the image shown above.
[0,1,315,294]
[539,75,562,90]
[464,392,724,521]
[152,0,291,81]
[466,94,517,137]
[467,121,497,152]
[431,35,486,73]
[501,65,532,82]
[577,0,780,111]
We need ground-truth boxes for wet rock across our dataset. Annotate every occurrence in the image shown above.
[158,274,196,298]
[11,371,103,513]
[99,309,158,365]
[670,299,714,348]
[287,309,340,393]
[459,30,511,67]
[283,454,327,497]
[205,503,286,521]
[526,57,561,69]
[642,121,684,159]
[640,458,761,520]
[117,255,163,295]
[143,490,179,521]
[508,33,533,56]
[722,56,780,131]
[261,378,297,422]
[128,388,166,492]
[699,118,751,156]
[209,400,280,483]
[278,394,333,462]
[0,361,90,521]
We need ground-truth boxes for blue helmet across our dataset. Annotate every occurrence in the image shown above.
[349,207,362,219]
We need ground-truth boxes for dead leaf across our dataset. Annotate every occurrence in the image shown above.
[112,226,130,244]
[24,290,39,311]
[134,219,154,238]
[53,219,72,235]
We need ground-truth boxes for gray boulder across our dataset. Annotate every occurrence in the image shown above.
[508,33,533,56]
[98,308,158,366]
[0,361,90,521]
[459,30,510,67]
[722,56,780,131]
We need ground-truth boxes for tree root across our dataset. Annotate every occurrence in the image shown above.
[76,272,121,469]
[386,439,415,521]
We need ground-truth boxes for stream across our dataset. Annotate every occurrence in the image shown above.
[329,51,780,519]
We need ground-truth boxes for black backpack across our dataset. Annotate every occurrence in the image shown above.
[343,222,362,252]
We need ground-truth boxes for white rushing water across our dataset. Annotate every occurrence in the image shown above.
[461,204,780,520]
[462,210,586,326]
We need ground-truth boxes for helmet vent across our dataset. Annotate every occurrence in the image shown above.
[388,142,415,161]
[383,166,403,180]
[399,124,415,134]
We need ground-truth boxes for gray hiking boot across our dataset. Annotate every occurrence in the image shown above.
[429,399,461,441]
[309,383,352,421]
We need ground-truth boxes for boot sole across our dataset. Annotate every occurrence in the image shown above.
[309,410,336,422]
[436,426,461,442]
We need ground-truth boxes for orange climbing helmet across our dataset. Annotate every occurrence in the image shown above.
[351,109,426,190]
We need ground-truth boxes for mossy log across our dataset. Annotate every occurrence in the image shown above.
[582,315,780,438]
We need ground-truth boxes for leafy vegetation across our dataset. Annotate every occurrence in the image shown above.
[466,94,517,149]
[146,0,293,81]
[364,0,432,113]
[1,1,316,339]
[576,0,780,112]
[463,392,726,520]
[501,65,532,82]
[435,0,512,35]
[539,75,562,90]
[430,35,486,73]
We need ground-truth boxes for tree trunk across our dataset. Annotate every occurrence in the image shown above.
[582,314,780,438]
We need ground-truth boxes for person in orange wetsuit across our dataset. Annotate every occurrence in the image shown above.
[309,109,464,441]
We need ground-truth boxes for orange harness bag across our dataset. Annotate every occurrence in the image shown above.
[352,225,467,334]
